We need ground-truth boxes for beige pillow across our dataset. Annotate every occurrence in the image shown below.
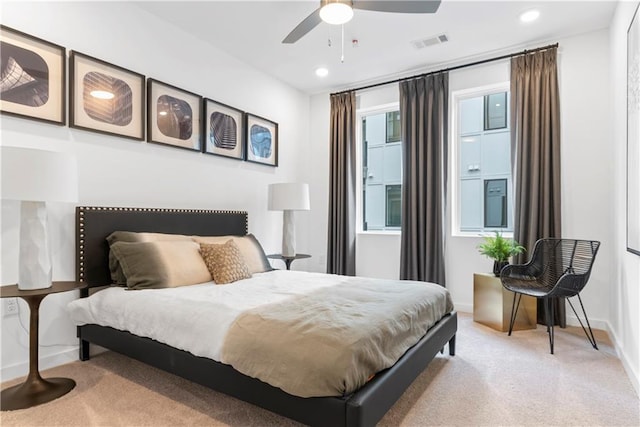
[107,231,191,285]
[200,241,252,284]
[110,241,212,290]
[193,234,272,274]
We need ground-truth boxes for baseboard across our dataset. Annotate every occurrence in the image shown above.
[603,321,640,397]
[454,303,473,314]
[0,347,77,383]
[565,313,608,331]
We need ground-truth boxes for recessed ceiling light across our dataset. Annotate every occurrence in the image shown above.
[520,10,540,23]
[315,67,329,77]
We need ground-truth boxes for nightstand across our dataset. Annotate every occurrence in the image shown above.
[267,254,311,270]
[473,273,536,332]
[0,281,87,411]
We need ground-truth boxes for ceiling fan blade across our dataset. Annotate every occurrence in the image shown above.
[353,0,441,14]
[282,8,322,44]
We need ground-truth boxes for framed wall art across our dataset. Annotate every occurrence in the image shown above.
[0,25,65,125]
[203,98,244,160]
[69,51,145,140]
[628,3,640,256]
[147,79,202,151]
[245,113,278,167]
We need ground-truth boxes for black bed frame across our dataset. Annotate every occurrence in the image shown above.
[75,206,457,427]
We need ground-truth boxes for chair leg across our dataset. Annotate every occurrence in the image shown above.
[508,293,522,336]
[567,294,599,350]
[545,298,555,354]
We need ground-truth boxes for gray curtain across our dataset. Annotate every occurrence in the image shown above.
[327,92,356,275]
[399,73,449,285]
[510,47,564,325]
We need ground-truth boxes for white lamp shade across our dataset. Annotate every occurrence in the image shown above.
[1,146,78,202]
[268,183,310,211]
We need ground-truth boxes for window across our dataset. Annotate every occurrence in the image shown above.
[484,92,507,130]
[454,85,512,234]
[359,107,402,231]
[484,179,508,228]
[385,185,402,227]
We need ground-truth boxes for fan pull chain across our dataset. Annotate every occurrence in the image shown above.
[341,24,345,63]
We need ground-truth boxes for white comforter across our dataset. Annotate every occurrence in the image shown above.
[68,270,453,365]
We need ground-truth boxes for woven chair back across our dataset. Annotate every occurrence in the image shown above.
[534,238,600,295]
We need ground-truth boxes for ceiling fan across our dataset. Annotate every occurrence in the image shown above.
[282,0,442,44]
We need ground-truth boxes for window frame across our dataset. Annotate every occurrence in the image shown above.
[450,82,513,238]
[355,102,402,235]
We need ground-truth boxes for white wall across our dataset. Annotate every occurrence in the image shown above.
[557,29,613,326]
[0,2,310,380]
[304,93,331,273]
[309,30,616,320]
[308,29,619,327]
[447,61,510,312]
[609,1,640,395]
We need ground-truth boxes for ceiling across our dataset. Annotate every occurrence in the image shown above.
[135,1,616,95]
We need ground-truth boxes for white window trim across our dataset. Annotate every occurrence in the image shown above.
[450,82,513,238]
[355,102,401,235]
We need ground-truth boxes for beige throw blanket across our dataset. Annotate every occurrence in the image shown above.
[221,277,453,398]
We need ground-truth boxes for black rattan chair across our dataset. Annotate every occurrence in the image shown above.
[500,238,600,354]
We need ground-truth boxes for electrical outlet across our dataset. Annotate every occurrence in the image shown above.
[3,298,19,317]
[319,255,325,266]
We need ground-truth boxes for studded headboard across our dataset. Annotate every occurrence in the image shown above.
[76,206,248,290]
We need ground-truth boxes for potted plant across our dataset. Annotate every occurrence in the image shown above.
[477,232,526,276]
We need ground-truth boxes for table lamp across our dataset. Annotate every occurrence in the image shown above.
[268,183,310,257]
[1,146,78,290]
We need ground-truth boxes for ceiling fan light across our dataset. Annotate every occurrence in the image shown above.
[320,3,354,25]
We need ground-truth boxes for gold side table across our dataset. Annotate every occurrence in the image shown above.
[473,273,536,332]
[0,281,86,411]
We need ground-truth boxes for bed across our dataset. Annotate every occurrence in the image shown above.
[73,206,457,426]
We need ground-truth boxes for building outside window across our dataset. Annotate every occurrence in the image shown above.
[360,108,402,231]
[453,85,513,234]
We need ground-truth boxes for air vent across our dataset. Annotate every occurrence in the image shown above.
[411,33,449,50]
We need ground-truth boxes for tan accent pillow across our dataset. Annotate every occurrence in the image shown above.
[107,231,191,285]
[110,241,212,290]
[200,241,252,284]
[193,234,272,274]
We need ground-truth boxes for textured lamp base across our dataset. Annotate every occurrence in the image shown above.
[18,201,52,290]
[1,377,75,410]
[282,210,296,257]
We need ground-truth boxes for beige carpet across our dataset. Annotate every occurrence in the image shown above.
[1,313,638,426]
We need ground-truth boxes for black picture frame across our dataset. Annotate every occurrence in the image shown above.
[147,79,202,152]
[627,3,640,256]
[69,51,145,141]
[0,25,66,125]
[245,113,278,167]
[203,98,245,160]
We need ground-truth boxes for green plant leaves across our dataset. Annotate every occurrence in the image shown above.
[477,231,525,262]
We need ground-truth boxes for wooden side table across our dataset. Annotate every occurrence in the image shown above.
[267,254,311,270]
[0,281,87,411]
[473,273,536,332]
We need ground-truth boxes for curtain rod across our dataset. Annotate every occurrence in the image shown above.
[330,42,559,96]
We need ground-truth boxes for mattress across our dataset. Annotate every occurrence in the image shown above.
[68,270,454,396]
